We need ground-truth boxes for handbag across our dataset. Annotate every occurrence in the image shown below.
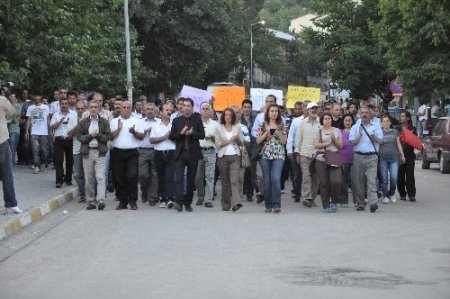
[239,143,251,168]
[250,141,263,161]
[319,129,342,168]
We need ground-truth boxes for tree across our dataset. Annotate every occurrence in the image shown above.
[259,0,310,31]
[374,0,450,97]
[0,0,150,96]
[302,0,391,99]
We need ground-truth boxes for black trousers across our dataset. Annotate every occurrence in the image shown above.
[174,149,199,207]
[112,148,139,206]
[397,156,416,198]
[155,150,175,201]
[54,137,73,183]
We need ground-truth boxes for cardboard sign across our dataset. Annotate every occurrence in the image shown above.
[179,85,212,112]
[286,85,321,108]
[212,86,246,111]
[250,88,283,111]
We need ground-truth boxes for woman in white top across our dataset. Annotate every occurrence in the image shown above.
[215,108,243,212]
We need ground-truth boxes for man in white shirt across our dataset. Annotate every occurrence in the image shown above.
[69,100,86,202]
[50,98,77,188]
[132,99,144,119]
[25,95,50,174]
[150,103,176,208]
[416,100,428,138]
[286,101,307,202]
[138,103,160,205]
[110,101,144,210]
[194,102,219,208]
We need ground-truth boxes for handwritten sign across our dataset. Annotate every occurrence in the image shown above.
[213,86,246,111]
[250,88,283,111]
[286,85,321,108]
[179,85,211,112]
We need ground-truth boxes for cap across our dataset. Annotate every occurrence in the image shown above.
[307,102,318,109]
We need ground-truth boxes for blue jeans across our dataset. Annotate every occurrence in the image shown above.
[417,119,426,139]
[259,158,284,209]
[288,154,302,196]
[8,132,20,165]
[379,157,399,197]
[0,141,17,207]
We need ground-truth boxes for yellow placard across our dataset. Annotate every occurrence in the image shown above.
[286,85,321,108]
[213,86,246,111]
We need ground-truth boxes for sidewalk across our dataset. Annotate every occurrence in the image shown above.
[0,164,78,241]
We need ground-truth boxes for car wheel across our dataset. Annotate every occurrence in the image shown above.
[439,154,450,174]
[422,152,431,169]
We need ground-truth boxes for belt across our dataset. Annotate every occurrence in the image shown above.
[139,147,154,150]
[88,147,98,149]
[55,136,71,140]
[355,151,377,156]
[156,149,175,154]
[202,147,215,150]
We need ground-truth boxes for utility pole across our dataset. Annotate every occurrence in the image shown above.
[124,0,133,103]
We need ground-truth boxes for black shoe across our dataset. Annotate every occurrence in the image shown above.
[130,204,138,210]
[204,202,213,208]
[273,207,281,213]
[115,203,128,210]
[86,204,96,210]
[256,194,264,204]
[302,200,312,207]
[167,201,175,209]
[293,196,300,203]
[78,196,86,203]
[399,196,407,201]
[356,206,365,211]
[246,195,254,202]
[377,191,382,199]
[98,201,105,210]
[65,181,73,186]
[56,182,62,188]
[409,197,416,202]
[141,197,148,203]
[370,203,378,213]
[196,200,204,206]
[232,203,243,212]
[107,185,114,192]
[185,205,193,212]
[173,202,183,212]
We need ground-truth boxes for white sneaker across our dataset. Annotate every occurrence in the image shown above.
[391,196,397,203]
[30,165,35,169]
[159,202,167,208]
[8,206,23,213]
[33,167,40,174]
[382,197,390,204]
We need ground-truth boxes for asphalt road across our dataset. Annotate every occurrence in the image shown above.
[1,161,449,299]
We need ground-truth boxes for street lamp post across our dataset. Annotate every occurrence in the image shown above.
[124,0,133,103]
[250,20,265,89]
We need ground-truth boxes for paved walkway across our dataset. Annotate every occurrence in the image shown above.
[0,165,78,240]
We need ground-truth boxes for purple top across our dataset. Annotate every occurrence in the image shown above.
[340,129,354,164]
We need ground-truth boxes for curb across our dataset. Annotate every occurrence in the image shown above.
[0,187,79,241]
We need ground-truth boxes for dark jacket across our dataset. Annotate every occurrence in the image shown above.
[169,113,205,160]
[77,116,111,156]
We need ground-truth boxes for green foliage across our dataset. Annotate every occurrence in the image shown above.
[374,0,450,97]
[0,0,151,96]
[302,0,391,99]
[259,0,310,31]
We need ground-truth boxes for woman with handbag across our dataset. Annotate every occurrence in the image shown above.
[256,104,287,213]
[313,112,343,213]
[215,107,244,212]
[379,114,405,203]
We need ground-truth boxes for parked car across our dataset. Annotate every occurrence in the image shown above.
[422,117,450,173]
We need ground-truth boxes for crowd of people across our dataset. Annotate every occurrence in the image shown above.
[1,87,423,214]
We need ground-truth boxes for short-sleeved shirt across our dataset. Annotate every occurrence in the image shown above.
[150,120,176,151]
[110,116,143,149]
[50,110,77,137]
[26,104,50,135]
[314,127,342,162]
[379,129,399,159]
[256,126,285,160]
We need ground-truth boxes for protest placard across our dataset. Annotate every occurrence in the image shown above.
[179,85,211,112]
[286,85,321,108]
[212,86,246,111]
[250,88,283,111]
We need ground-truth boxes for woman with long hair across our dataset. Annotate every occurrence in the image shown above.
[379,115,405,203]
[256,104,287,213]
[215,108,244,212]
[397,110,417,202]
[339,114,355,207]
[313,112,343,213]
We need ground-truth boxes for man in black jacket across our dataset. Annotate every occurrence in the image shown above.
[169,98,205,212]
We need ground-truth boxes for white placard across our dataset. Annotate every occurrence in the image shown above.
[250,88,283,111]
